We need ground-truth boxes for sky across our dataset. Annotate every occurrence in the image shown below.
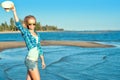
[0,0,120,31]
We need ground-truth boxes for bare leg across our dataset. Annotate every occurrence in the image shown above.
[28,68,41,80]
[26,71,32,80]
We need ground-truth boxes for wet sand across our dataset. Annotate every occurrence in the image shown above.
[0,41,114,52]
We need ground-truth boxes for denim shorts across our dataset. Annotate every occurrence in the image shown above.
[25,59,38,70]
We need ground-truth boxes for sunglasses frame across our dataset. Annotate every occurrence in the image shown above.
[28,23,36,26]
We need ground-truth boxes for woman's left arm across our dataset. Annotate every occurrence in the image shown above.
[38,43,46,69]
[40,55,46,69]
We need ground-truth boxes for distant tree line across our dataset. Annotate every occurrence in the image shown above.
[0,18,64,31]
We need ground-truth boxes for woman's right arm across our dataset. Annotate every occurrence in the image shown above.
[11,5,19,22]
[11,5,26,34]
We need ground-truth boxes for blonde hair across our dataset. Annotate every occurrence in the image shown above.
[23,15,36,28]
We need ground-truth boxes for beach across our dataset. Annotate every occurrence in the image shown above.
[0,40,114,52]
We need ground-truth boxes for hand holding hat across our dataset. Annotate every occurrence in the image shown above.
[1,0,14,12]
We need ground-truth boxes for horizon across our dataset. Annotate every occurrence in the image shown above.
[0,0,120,31]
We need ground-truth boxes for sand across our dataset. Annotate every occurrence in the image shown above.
[0,40,114,52]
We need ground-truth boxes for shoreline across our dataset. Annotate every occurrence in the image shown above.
[0,31,64,34]
[0,40,115,52]
[0,30,120,34]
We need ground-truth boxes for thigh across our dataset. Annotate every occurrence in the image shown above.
[26,71,32,80]
[28,68,41,80]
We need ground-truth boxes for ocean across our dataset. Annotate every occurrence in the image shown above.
[0,31,120,80]
[0,31,120,42]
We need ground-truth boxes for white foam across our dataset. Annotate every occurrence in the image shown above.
[95,41,120,47]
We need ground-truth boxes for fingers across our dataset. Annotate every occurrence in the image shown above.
[42,63,46,69]
[42,65,46,69]
[3,4,15,12]
[11,4,15,11]
[11,4,14,9]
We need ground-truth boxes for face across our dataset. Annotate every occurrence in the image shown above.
[27,18,36,30]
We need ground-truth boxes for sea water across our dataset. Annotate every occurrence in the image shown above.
[0,31,120,42]
[0,46,120,80]
[0,31,120,80]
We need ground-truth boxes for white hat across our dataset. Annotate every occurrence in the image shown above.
[1,1,14,9]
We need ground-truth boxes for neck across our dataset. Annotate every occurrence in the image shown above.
[29,29,34,32]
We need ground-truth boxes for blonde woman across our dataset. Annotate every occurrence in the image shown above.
[11,5,46,80]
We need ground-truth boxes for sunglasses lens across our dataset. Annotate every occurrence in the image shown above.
[28,23,36,26]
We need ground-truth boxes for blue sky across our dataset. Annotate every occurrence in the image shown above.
[0,0,120,31]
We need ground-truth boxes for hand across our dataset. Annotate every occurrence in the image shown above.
[11,4,16,11]
[42,62,46,69]
[4,4,15,12]
[1,1,15,12]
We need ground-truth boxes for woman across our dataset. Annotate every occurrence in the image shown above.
[11,5,46,80]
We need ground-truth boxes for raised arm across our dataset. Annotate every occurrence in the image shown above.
[11,4,19,22]
[10,4,27,34]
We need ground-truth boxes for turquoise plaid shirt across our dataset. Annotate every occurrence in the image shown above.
[15,21,43,56]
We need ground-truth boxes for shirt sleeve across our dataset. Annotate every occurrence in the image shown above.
[15,21,27,34]
[37,43,44,56]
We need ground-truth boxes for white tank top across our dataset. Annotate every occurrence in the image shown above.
[26,36,39,61]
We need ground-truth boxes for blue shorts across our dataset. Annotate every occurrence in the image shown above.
[25,59,38,70]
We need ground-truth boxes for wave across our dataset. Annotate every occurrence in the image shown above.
[95,41,120,47]
[46,51,101,67]
[44,71,71,80]
[82,60,106,71]
[3,64,24,80]
[4,64,24,72]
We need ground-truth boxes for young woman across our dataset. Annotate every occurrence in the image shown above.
[11,5,46,80]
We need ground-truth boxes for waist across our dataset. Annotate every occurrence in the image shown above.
[26,43,40,51]
[26,47,39,61]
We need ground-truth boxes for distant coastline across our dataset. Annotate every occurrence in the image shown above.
[0,30,120,33]
[0,30,64,34]
[0,18,64,32]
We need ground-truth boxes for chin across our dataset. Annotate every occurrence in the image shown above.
[29,28,35,30]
